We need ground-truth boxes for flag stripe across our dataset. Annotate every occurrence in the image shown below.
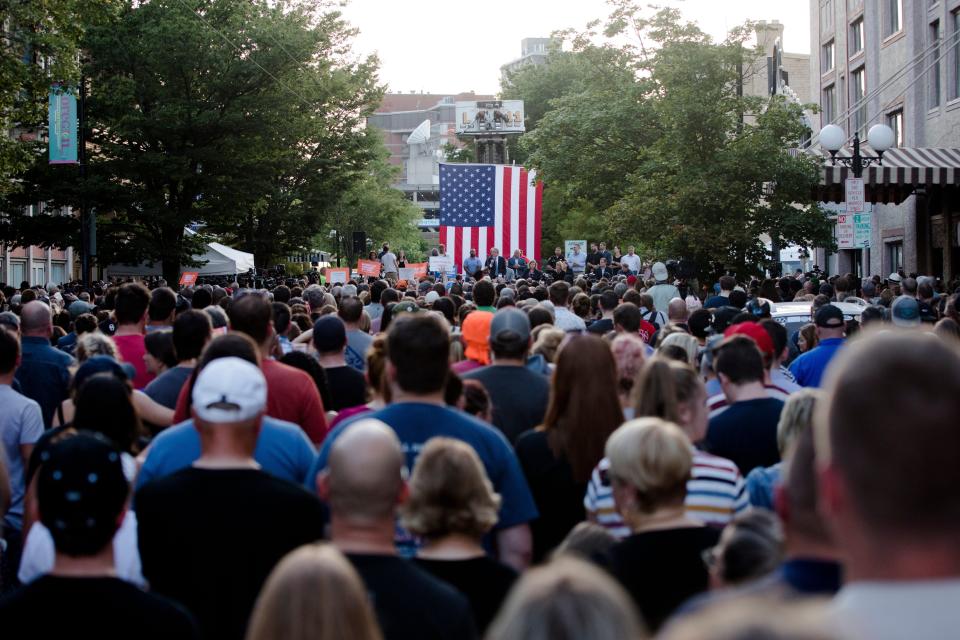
[518,169,528,261]
[534,180,542,263]
[509,168,520,259]
[454,226,463,272]
[501,166,511,257]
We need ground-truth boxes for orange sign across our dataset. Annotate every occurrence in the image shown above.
[408,262,428,278]
[179,272,199,286]
[324,267,350,284]
[357,259,381,277]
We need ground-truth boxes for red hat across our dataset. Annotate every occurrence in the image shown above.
[626,275,638,286]
[724,322,775,358]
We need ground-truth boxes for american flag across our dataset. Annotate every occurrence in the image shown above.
[439,163,542,272]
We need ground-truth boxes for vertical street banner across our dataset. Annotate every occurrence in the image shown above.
[49,85,78,164]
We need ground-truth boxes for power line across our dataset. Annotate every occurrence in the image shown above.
[168,0,321,112]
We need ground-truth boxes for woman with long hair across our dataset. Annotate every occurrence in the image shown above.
[515,334,623,562]
[401,438,517,634]
[246,544,382,640]
[585,358,746,539]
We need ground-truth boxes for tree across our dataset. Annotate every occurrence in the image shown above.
[0,0,118,203]
[318,152,423,266]
[507,3,833,280]
[3,0,383,282]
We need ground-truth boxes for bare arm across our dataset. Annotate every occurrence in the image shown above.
[133,391,175,427]
[496,523,532,572]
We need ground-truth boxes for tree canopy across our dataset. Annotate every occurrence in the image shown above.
[2,0,417,282]
[504,3,832,279]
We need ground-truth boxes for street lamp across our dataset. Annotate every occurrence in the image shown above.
[819,123,895,178]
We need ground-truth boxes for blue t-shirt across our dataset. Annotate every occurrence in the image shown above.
[308,402,537,531]
[788,337,845,388]
[136,416,317,492]
[745,462,781,511]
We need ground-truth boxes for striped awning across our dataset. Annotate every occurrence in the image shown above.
[817,147,960,204]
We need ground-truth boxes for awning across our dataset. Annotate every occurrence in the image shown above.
[817,147,960,204]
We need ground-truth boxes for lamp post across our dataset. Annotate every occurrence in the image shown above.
[819,123,895,277]
[819,123,895,178]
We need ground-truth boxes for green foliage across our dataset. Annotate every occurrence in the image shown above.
[504,3,833,280]
[316,152,422,266]
[3,0,386,282]
[0,0,119,203]
[441,141,475,164]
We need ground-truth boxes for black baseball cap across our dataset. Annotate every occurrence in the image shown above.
[814,304,845,328]
[37,433,129,556]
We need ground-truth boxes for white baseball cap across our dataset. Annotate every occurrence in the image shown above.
[191,357,267,423]
[652,262,669,282]
[424,290,440,304]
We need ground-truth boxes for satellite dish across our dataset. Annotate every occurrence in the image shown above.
[407,119,431,145]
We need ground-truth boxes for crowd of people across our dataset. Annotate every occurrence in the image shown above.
[0,247,959,640]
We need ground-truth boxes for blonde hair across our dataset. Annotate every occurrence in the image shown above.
[658,333,699,366]
[777,389,822,455]
[76,332,119,363]
[486,556,645,640]
[531,327,565,363]
[631,357,703,426]
[245,544,382,640]
[401,437,501,539]
[605,418,691,514]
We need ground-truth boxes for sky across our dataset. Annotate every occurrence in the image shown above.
[338,0,811,96]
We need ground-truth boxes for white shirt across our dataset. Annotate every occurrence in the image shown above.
[620,253,641,273]
[554,307,586,332]
[567,251,586,273]
[831,579,960,640]
[380,252,398,272]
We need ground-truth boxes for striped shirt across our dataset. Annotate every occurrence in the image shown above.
[707,385,792,420]
[583,449,748,539]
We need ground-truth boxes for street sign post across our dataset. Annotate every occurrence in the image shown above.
[845,178,865,213]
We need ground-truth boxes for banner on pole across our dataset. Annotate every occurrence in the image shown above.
[49,86,78,165]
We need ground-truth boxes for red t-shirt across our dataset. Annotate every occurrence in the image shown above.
[173,359,328,444]
[114,334,155,390]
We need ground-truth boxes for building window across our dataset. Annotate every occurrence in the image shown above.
[887,241,903,274]
[821,0,835,34]
[823,84,837,124]
[931,21,942,108]
[852,67,867,137]
[51,262,67,285]
[886,109,903,147]
[952,11,960,99]
[850,19,864,55]
[886,0,902,37]
[822,40,836,73]
[10,261,26,287]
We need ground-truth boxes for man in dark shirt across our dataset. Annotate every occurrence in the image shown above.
[144,309,211,409]
[0,433,199,638]
[136,357,326,640]
[319,419,477,640]
[313,315,368,410]
[705,335,784,474]
[463,308,549,444]
[587,290,618,335]
[14,301,73,428]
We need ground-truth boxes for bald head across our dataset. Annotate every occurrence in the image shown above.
[325,420,405,523]
[20,301,52,337]
[667,297,688,323]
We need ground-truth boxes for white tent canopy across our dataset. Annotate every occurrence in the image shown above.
[105,230,255,278]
